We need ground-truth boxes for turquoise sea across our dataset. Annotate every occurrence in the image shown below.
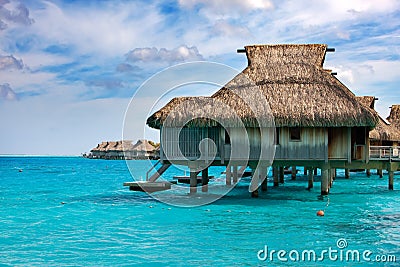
[0,156,399,266]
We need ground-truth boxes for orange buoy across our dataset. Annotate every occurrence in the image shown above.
[317,210,325,217]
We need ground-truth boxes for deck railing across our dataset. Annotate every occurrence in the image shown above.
[369,146,399,161]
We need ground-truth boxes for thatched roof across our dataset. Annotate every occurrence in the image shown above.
[369,117,400,141]
[91,141,109,152]
[131,139,156,152]
[356,97,400,141]
[387,105,400,130]
[147,44,378,129]
[356,96,376,110]
[91,140,136,152]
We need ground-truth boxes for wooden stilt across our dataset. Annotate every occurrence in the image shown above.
[333,169,337,179]
[201,168,209,192]
[226,165,232,185]
[345,168,350,179]
[279,167,284,184]
[378,169,383,178]
[389,171,394,190]
[314,168,318,176]
[190,170,197,194]
[291,166,296,180]
[232,165,238,184]
[366,169,371,177]
[304,167,307,176]
[273,167,279,187]
[328,169,331,189]
[251,169,259,197]
[321,166,329,195]
[308,168,314,189]
[261,167,267,191]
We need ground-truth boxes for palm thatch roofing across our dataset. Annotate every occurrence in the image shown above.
[147,44,378,129]
[91,141,109,152]
[91,140,138,152]
[387,105,400,130]
[131,139,156,152]
[356,96,400,142]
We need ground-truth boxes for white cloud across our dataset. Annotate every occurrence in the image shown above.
[179,0,273,14]
[0,54,23,70]
[0,83,17,100]
[0,0,34,30]
[212,20,252,37]
[27,1,165,58]
[125,45,204,63]
[116,63,140,73]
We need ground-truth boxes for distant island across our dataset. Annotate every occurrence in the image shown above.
[84,139,160,160]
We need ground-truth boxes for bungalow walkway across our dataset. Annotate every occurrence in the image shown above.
[369,146,400,161]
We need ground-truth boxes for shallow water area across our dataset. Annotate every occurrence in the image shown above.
[0,157,399,266]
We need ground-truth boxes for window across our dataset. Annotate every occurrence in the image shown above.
[275,128,280,145]
[225,130,231,144]
[289,127,301,141]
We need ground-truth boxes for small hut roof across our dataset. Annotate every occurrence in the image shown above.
[147,44,378,129]
[369,117,400,141]
[387,105,400,129]
[356,96,376,110]
[91,140,138,152]
[91,141,109,152]
[132,139,156,152]
[357,97,400,141]
[107,141,118,151]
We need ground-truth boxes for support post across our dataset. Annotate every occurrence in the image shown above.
[261,167,267,191]
[251,169,259,198]
[345,168,350,179]
[201,167,209,192]
[321,165,329,195]
[304,167,307,176]
[314,168,318,176]
[377,169,383,178]
[308,168,314,189]
[366,169,371,177]
[291,166,296,180]
[273,166,279,187]
[226,165,232,185]
[329,169,334,187]
[232,165,238,184]
[389,171,394,190]
[279,166,284,184]
[190,170,197,194]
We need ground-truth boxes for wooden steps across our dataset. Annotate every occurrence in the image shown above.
[123,181,173,193]
[173,175,215,184]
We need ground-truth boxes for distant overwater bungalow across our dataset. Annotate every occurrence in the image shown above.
[88,140,159,160]
[126,44,400,196]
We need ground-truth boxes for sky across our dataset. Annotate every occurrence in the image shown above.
[0,0,400,155]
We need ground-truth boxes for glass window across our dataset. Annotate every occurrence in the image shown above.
[290,127,301,141]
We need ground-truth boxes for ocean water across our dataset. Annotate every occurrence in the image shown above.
[0,156,399,266]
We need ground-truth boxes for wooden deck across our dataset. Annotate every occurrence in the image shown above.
[123,181,175,193]
[369,146,400,161]
[173,175,215,185]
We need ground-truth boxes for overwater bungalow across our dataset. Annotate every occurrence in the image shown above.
[139,44,399,196]
[129,139,158,159]
[89,140,157,160]
[356,97,400,147]
[356,96,400,176]
[387,105,400,130]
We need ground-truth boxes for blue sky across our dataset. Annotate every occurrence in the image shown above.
[1,0,400,155]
